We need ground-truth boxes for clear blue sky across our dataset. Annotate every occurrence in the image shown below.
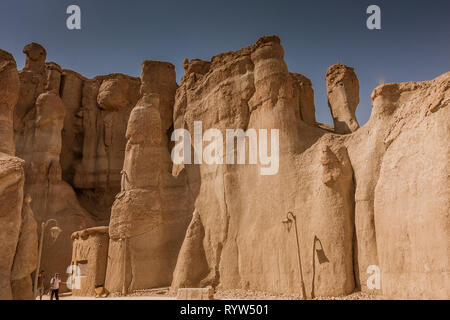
[1,0,449,125]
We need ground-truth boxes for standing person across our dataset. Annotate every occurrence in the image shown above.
[49,273,61,300]
[37,270,46,300]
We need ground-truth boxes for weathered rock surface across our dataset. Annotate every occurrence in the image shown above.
[369,74,449,299]
[10,194,38,300]
[1,36,448,300]
[23,43,46,74]
[60,72,140,223]
[0,51,38,300]
[170,36,449,300]
[345,72,450,299]
[71,226,109,296]
[0,155,25,299]
[13,44,95,287]
[20,89,94,286]
[104,61,193,293]
[326,63,360,134]
[14,45,141,225]
[171,36,355,298]
[10,43,144,286]
[291,73,316,126]
[0,49,20,155]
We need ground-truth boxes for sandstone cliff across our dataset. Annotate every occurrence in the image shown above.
[11,43,141,287]
[12,44,93,284]
[326,63,360,134]
[0,36,448,300]
[0,50,38,299]
[59,71,140,223]
[171,36,356,297]
[347,72,450,298]
[170,36,449,299]
[105,61,194,293]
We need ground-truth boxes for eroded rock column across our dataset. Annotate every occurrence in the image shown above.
[13,44,94,287]
[0,50,37,300]
[326,63,360,134]
[10,194,38,299]
[171,36,356,298]
[105,61,192,293]
[0,50,20,155]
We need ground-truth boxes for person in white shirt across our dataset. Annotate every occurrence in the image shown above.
[49,273,62,300]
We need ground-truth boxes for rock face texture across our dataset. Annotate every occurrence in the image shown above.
[60,72,140,223]
[1,36,449,300]
[71,226,109,296]
[345,73,450,298]
[356,74,449,299]
[0,155,26,299]
[0,50,20,155]
[9,42,144,288]
[13,45,94,286]
[171,36,355,298]
[169,36,449,299]
[104,61,193,293]
[10,194,38,300]
[14,45,141,228]
[326,63,360,134]
[0,51,37,300]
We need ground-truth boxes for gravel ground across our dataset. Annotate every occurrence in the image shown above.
[111,288,382,300]
[215,289,382,300]
[39,288,382,300]
[109,287,174,298]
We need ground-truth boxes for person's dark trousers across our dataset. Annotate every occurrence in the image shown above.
[50,289,59,300]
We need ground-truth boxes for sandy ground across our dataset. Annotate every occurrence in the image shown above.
[39,295,175,300]
[37,288,382,300]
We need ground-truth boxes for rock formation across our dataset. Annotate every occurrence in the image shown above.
[60,72,140,223]
[9,42,145,286]
[104,61,193,293]
[23,43,46,74]
[347,73,450,298]
[12,45,94,285]
[10,194,38,299]
[171,36,355,297]
[0,50,20,155]
[0,154,26,299]
[326,63,360,134]
[15,43,141,227]
[71,226,109,296]
[170,36,449,299]
[0,36,448,300]
[0,50,37,300]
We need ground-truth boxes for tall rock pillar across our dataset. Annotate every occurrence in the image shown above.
[0,50,38,300]
[326,63,360,134]
[105,61,192,293]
